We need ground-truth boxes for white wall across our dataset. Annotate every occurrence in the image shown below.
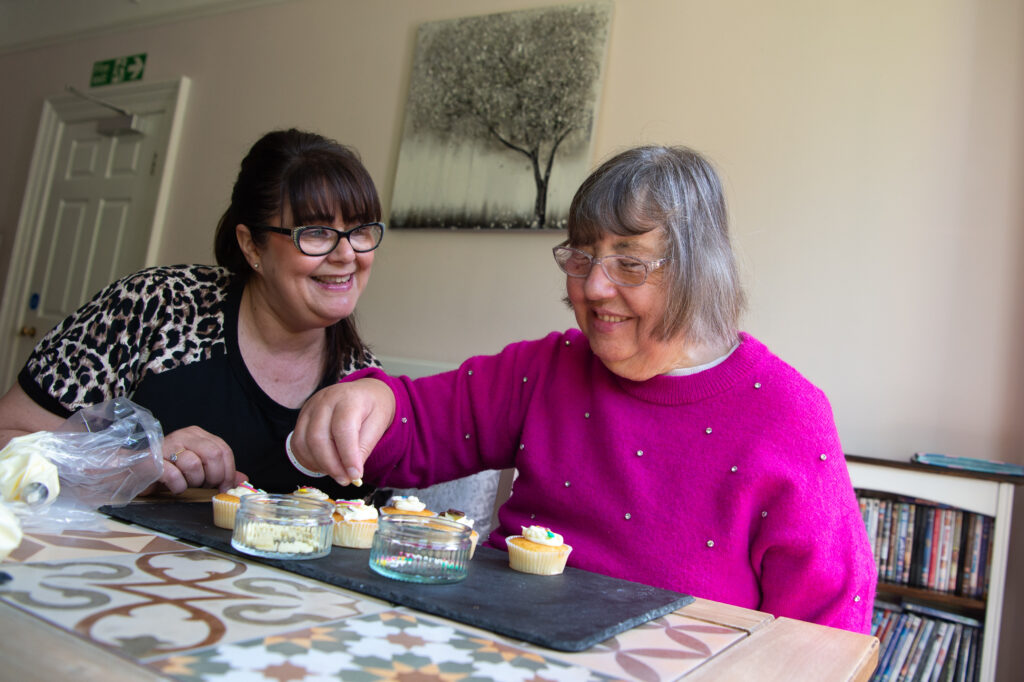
[0,0,1021,677]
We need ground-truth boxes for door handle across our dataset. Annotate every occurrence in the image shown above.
[19,326,36,337]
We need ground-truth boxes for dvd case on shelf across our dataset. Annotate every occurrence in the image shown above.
[857,492,993,599]
[870,602,981,682]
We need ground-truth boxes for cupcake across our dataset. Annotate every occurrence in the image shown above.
[332,499,379,548]
[292,486,332,503]
[506,525,572,575]
[212,481,261,529]
[439,509,479,558]
[380,494,434,517]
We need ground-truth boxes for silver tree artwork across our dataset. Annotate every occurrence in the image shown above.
[391,2,612,230]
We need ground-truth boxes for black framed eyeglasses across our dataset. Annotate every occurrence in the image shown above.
[552,245,670,287]
[250,222,385,256]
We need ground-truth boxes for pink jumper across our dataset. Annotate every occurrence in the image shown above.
[352,330,876,633]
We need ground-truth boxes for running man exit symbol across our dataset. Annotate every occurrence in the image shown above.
[90,53,147,87]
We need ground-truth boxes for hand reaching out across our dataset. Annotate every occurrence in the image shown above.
[290,378,395,487]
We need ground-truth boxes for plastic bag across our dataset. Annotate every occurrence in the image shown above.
[8,397,164,530]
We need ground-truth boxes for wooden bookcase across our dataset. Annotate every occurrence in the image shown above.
[846,454,1018,682]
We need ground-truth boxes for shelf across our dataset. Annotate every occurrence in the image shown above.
[846,455,1017,682]
[875,581,985,615]
[846,453,1022,485]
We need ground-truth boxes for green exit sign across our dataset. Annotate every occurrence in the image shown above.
[90,53,147,87]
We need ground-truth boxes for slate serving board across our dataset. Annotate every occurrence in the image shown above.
[102,501,693,652]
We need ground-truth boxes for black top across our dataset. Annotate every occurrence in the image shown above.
[20,264,377,498]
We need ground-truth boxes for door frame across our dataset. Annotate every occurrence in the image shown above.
[0,76,191,390]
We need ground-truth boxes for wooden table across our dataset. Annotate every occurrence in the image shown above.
[0,506,878,681]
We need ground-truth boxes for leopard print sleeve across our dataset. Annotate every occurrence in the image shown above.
[342,346,383,376]
[19,265,232,416]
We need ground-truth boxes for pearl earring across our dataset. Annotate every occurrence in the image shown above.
[252,262,260,269]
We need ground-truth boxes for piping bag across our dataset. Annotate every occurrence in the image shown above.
[0,397,164,536]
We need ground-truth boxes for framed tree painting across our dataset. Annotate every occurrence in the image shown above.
[390,2,613,230]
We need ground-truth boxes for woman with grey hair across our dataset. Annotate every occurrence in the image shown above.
[290,145,877,633]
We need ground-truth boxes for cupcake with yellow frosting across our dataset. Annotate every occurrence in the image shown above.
[380,494,434,517]
[212,482,261,529]
[332,499,379,548]
[440,509,479,558]
[506,525,572,575]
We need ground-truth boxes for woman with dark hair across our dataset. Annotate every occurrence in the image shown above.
[290,145,877,632]
[0,128,383,498]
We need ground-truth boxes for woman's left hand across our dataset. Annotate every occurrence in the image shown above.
[145,425,247,495]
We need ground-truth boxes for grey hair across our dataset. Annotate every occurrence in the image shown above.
[566,145,745,347]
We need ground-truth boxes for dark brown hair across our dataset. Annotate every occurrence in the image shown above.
[214,128,381,381]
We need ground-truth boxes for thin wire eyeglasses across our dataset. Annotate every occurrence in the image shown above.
[552,245,670,287]
[250,222,385,256]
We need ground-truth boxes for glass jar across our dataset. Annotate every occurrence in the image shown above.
[369,514,471,583]
[231,493,333,560]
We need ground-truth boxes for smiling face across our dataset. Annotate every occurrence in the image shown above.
[566,228,689,381]
[238,205,374,333]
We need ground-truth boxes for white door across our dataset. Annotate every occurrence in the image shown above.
[0,77,190,391]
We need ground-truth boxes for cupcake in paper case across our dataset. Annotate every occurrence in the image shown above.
[439,508,479,558]
[506,525,572,576]
[380,494,434,517]
[332,499,379,548]
[212,481,262,529]
[292,486,332,503]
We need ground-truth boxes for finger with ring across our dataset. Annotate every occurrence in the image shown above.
[169,447,186,464]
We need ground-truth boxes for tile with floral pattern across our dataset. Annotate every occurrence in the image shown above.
[552,610,748,681]
[149,609,618,681]
[406,607,747,682]
[7,516,193,563]
[0,548,390,660]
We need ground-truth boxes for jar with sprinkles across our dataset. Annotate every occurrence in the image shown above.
[369,514,471,584]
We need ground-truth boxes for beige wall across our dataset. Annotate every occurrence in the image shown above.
[0,0,1022,677]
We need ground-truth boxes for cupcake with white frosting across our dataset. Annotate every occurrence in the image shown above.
[212,481,262,529]
[440,509,479,558]
[332,499,379,548]
[292,486,332,503]
[506,525,572,575]
[380,494,434,517]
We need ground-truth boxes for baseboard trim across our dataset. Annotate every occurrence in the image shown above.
[378,355,458,379]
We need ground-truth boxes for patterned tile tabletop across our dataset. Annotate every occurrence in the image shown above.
[0,516,749,681]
